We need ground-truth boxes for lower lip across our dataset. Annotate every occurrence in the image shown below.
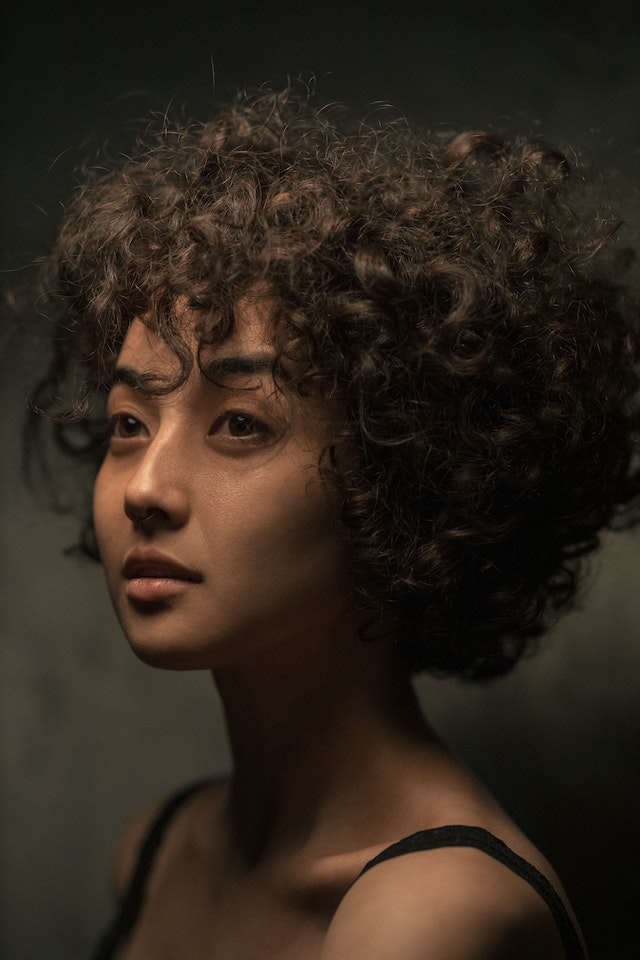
[125,577,200,603]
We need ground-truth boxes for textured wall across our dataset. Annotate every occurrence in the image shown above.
[2,2,639,958]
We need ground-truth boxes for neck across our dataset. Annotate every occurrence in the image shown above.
[212,616,425,863]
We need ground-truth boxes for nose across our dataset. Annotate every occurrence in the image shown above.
[123,436,190,531]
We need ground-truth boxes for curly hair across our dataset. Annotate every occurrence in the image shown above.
[30,88,640,678]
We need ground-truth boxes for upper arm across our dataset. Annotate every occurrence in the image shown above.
[322,848,565,960]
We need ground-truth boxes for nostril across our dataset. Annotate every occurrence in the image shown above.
[124,500,161,526]
[131,509,158,525]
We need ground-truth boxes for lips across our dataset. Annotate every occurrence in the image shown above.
[122,550,203,604]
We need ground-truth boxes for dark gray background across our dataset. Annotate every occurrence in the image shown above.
[1,2,639,958]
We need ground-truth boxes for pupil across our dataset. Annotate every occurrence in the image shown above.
[231,415,252,435]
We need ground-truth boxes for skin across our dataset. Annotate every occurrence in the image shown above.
[93,297,582,959]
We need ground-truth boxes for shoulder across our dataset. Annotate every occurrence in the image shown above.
[321,843,568,960]
[111,780,220,899]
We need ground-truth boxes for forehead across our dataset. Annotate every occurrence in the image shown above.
[116,295,277,374]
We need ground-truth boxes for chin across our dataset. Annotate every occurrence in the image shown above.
[124,637,209,671]
[117,617,221,671]
[135,649,212,671]
[122,621,257,672]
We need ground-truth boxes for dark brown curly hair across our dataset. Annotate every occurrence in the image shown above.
[30,88,640,678]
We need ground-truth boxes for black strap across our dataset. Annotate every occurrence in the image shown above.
[89,780,212,960]
[359,825,586,960]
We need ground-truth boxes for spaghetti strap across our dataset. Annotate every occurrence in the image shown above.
[358,825,586,960]
[89,780,212,960]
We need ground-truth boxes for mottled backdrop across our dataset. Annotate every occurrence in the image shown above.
[1,2,639,958]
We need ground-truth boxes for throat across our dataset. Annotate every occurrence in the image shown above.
[214,648,424,866]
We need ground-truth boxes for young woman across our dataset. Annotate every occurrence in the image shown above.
[31,89,639,959]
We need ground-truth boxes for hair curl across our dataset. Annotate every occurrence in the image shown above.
[30,88,640,678]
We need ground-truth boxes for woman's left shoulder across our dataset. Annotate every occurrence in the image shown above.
[321,842,569,960]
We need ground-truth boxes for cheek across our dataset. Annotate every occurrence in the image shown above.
[92,468,106,547]
[229,466,347,588]
[92,465,121,565]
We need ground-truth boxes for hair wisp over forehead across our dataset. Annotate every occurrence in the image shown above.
[32,87,640,678]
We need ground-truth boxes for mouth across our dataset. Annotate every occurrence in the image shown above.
[122,550,203,604]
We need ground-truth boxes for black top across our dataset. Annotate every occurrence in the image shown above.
[90,782,586,960]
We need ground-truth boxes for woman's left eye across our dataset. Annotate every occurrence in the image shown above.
[214,412,271,441]
[109,414,144,439]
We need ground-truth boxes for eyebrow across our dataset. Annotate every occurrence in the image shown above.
[201,354,278,382]
[108,354,283,392]
[108,366,155,391]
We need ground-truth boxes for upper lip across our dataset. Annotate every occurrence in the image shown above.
[122,549,203,582]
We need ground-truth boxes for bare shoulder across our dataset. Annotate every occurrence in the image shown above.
[321,844,570,960]
[111,780,223,899]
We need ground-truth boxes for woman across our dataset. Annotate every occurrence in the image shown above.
[31,89,639,959]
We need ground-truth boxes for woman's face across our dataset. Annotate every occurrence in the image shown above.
[93,300,352,671]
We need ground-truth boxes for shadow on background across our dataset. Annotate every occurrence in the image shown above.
[1,2,639,958]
